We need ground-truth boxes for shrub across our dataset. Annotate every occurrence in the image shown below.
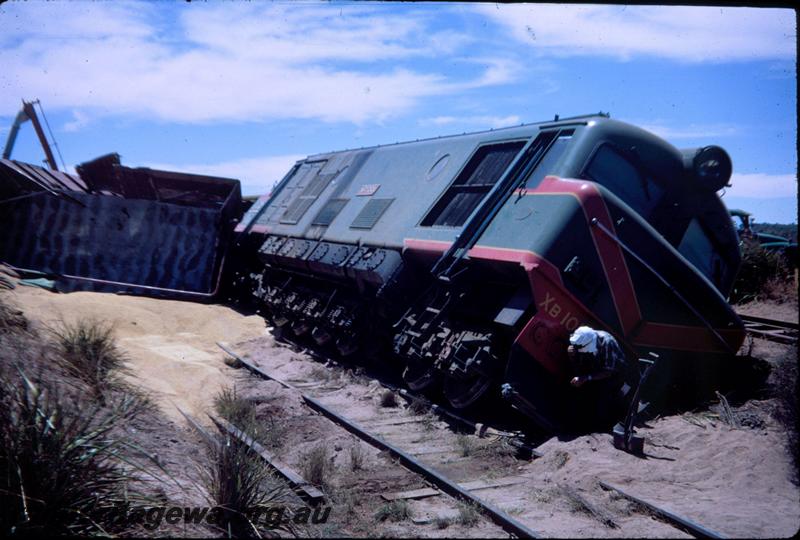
[0,370,148,536]
[730,240,793,304]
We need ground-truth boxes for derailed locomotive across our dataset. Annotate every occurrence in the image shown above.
[230,114,746,431]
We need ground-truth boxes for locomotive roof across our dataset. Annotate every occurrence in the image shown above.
[305,112,613,160]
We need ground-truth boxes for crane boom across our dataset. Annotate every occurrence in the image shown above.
[2,99,59,171]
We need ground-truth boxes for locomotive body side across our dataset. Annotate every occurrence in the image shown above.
[231,115,745,431]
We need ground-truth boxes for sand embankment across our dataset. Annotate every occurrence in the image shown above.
[7,285,266,423]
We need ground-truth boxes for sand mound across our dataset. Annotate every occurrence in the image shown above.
[7,286,267,423]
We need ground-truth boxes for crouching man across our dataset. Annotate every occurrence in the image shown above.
[567,326,632,427]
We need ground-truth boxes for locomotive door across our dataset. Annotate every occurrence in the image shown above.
[258,159,329,227]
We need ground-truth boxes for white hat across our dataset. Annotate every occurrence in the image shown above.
[569,326,598,355]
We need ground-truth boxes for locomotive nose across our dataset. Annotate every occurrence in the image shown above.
[681,145,733,192]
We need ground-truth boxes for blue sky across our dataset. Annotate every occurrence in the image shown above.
[1,2,796,223]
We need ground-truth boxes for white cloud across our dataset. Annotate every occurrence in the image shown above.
[419,115,522,129]
[478,5,795,62]
[144,155,305,196]
[63,110,90,133]
[179,4,460,64]
[725,173,797,199]
[0,2,510,125]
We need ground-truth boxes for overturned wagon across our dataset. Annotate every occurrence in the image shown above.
[231,114,745,431]
[0,154,241,299]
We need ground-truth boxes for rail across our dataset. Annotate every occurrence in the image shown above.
[267,335,543,457]
[599,481,726,539]
[738,314,798,345]
[217,342,541,539]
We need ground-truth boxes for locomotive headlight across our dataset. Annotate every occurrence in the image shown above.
[692,145,732,192]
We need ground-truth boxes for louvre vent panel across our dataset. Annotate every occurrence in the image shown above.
[350,198,394,230]
[312,198,349,226]
[280,197,316,224]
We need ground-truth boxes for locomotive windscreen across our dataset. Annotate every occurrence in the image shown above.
[581,145,665,218]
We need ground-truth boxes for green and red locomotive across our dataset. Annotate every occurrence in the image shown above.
[230,113,745,431]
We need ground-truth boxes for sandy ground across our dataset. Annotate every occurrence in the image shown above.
[6,285,267,423]
[236,335,800,538]
[737,299,798,324]
[7,285,800,538]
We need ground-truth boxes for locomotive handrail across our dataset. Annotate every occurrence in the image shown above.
[590,219,736,355]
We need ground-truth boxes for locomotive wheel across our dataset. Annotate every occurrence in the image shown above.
[402,361,441,393]
[271,324,287,341]
[335,336,359,357]
[311,326,332,346]
[291,320,310,336]
[443,371,493,409]
[270,315,290,341]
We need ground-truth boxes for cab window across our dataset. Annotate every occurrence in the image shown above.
[678,218,726,287]
[582,145,664,218]
[524,132,573,188]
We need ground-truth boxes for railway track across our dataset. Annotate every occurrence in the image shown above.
[214,338,732,538]
[739,314,798,345]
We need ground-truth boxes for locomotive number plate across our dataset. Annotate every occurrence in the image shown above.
[539,292,580,332]
[356,183,380,196]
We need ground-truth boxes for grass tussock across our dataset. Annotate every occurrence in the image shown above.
[0,296,27,334]
[214,386,256,426]
[434,516,451,529]
[200,434,295,538]
[408,398,428,415]
[213,387,288,453]
[51,318,127,402]
[476,437,519,460]
[456,434,479,457]
[348,443,366,472]
[301,444,333,490]
[455,501,482,527]
[374,500,412,522]
[0,369,153,536]
[379,389,398,408]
